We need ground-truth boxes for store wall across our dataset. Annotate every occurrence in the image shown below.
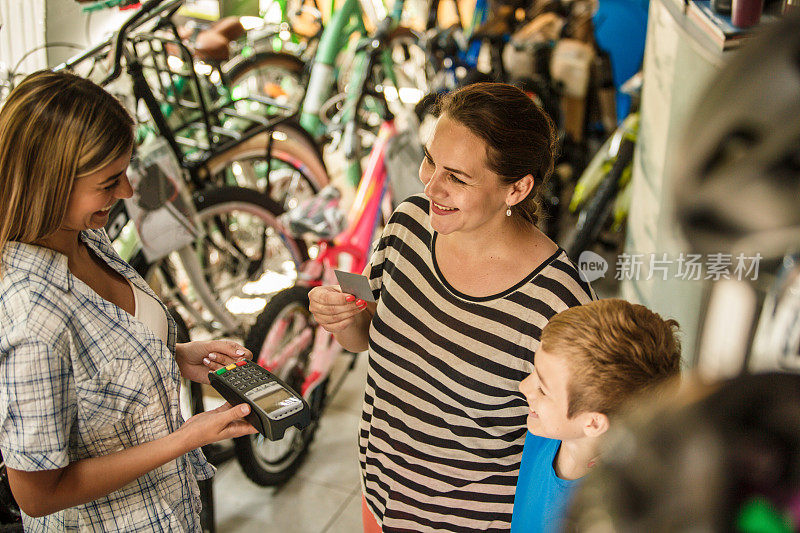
[44,0,129,67]
[621,0,733,365]
[0,0,46,75]
[0,0,128,76]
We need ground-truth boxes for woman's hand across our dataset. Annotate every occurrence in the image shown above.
[177,402,258,450]
[309,285,368,333]
[175,340,253,383]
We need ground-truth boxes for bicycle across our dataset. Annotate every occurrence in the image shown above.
[57,0,317,340]
[564,112,637,262]
[226,0,430,186]
[233,16,409,485]
[69,0,331,213]
[564,73,642,263]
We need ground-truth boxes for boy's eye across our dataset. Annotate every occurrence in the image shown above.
[103,178,120,191]
[423,153,433,165]
[448,173,465,185]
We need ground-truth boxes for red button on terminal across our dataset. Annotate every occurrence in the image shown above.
[236,360,247,366]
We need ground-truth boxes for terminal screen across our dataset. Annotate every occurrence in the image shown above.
[253,388,294,415]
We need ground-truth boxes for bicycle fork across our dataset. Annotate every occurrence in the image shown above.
[257,317,340,401]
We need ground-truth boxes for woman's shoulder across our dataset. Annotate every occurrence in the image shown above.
[0,272,72,348]
[1,246,74,337]
[525,249,596,305]
[390,194,430,223]
[381,194,432,243]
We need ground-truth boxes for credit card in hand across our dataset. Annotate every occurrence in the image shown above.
[334,270,376,303]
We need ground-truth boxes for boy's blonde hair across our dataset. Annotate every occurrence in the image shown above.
[0,70,134,265]
[540,298,681,418]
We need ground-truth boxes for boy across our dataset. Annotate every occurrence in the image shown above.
[512,298,681,532]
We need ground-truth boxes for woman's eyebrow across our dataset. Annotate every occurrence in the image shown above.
[423,146,473,180]
[98,170,126,186]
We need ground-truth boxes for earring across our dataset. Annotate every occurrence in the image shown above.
[506,205,512,217]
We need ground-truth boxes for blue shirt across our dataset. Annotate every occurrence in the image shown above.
[0,229,214,532]
[512,433,580,533]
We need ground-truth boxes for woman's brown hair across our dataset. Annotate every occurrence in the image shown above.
[436,82,557,226]
[0,70,134,269]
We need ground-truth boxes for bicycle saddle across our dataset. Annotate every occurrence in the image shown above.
[177,17,246,61]
[472,5,518,40]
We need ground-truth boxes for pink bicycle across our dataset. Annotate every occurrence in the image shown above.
[232,11,429,484]
[234,86,406,484]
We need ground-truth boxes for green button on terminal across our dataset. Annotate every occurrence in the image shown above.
[216,368,227,375]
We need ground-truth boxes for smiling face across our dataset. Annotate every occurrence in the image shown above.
[519,348,597,441]
[419,115,514,236]
[61,150,134,232]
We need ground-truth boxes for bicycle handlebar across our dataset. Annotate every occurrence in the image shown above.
[102,0,183,84]
[81,0,138,13]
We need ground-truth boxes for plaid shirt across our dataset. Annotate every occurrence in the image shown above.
[0,229,214,532]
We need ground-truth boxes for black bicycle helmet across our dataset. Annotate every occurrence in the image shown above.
[565,373,800,532]
[673,14,800,261]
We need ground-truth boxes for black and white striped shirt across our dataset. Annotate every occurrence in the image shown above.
[360,195,594,532]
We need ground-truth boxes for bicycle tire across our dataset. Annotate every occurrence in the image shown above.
[204,129,329,212]
[235,285,328,486]
[337,26,432,118]
[565,138,636,262]
[225,51,306,111]
[133,186,307,337]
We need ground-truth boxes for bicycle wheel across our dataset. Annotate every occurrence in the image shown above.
[234,285,328,486]
[225,51,306,111]
[205,128,328,212]
[135,186,307,337]
[338,27,431,117]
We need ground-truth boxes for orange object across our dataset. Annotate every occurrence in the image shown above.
[361,495,382,533]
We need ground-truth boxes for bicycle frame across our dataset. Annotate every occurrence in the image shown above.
[60,0,310,337]
[298,0,370,137]
[569,112,639,213]
[257,118,396,397]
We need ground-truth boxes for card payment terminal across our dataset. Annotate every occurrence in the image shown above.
[208,360,310,440]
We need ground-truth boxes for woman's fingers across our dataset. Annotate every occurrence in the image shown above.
[200,340,252,369]
[217,404,257,438]
[317,305,366,324]
[309,285,367,321]
[223,420,259,439]
[319,316,359,333]
[208,340,252,361]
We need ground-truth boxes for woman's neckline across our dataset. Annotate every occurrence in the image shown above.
[430,231,564,302]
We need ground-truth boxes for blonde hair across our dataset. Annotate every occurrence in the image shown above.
[0,70,134,265]
[540,298,682,418]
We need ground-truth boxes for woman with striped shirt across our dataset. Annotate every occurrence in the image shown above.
[309,83,594,532]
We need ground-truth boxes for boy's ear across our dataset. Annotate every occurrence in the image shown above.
[582,412,610,438]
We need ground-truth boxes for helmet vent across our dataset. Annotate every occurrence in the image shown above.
[703,128,759,176]
[768,146,800,183]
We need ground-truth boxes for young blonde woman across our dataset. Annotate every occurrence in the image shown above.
[309,83,596,531]
[0,71,257,531]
